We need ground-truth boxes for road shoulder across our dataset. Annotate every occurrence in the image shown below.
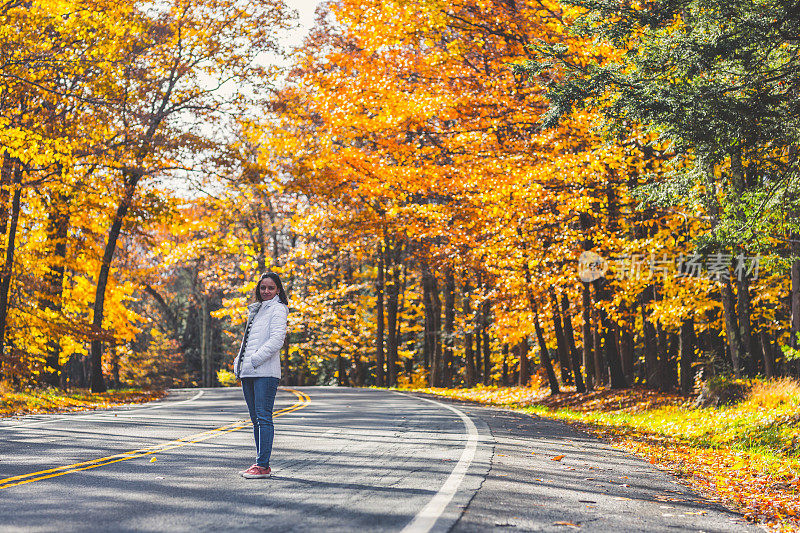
[405,393,763,532]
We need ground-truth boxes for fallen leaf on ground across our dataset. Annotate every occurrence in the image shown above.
[552,455,565,461]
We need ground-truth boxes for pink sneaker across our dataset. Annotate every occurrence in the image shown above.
[242,465,271,479]
[239,464,258,475]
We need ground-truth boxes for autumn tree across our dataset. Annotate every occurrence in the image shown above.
[522,0,799,379]
[0,0,293,390]
[82,0,291,392]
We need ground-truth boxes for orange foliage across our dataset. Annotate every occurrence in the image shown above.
[0,387,166,418]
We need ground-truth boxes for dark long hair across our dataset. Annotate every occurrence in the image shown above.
[255,272,289,305]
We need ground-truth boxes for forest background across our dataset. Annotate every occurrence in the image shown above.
[1,0,799,399]
[3,0,800,527]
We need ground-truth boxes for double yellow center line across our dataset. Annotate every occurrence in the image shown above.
[0,388,311,490]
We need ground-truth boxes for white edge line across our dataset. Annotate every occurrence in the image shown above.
[395,392,479,533]
[126,390,205,412]
[0,390,205,430]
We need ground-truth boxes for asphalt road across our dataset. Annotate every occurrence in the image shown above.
[0,387,763,532]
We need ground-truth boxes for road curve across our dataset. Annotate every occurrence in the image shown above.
[0,387,761,532]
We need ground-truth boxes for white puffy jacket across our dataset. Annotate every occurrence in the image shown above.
[233,296,288,379]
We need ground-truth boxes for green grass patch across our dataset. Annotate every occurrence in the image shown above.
[403,379,800,529]
[404,378,800,474]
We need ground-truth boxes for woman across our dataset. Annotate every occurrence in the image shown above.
[233,271,289,479]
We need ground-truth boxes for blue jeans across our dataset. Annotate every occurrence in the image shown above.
[241,377,279,468]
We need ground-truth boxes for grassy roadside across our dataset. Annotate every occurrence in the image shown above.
[400,380,800,532]
[0,385,166,417]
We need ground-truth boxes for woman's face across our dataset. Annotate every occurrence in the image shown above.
[259,277,278,301]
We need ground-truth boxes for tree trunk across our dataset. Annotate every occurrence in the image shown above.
[679,318,695,394]
[482,299,491,385]
[582,283,594,390]
[737,275,755,376]
[396,262,406,382]
[0,161,22,368]
[356,352,367,387]
[533,314,560,395]
[590,277,627,389]
[602,316,627,389]
[110,343,120,389]
[427,271,442,387]
[0,155,11,383]
[90,170,141,393]
[759,328,775,379]
[561,293,585,392]
[517,339,530,386]
[619,325,634,383]
[350,353,362,386]
[550,291,573,385]
[502,344,509,385]
[376,242,385,387]
[337,354,347,386]
[721,279,742,377]
[200,293,209,387]
[656,323,669,389]
[665,333,679,391]
[422,269,433,374]
[592,306,605,387]
[474,303,482,384]
[791,237,799,374]
[752,333,763,376]
[424,270,436,386]
[463,282,476,387]
[778,331,788,377]
[282,337,291,385]
[641,292,659,388]
[386,255,400,388]
[0,153,12,234]
[432,273,442,385]
[519,248,558,392]
[443,269,455,387]
[39,186,71,388]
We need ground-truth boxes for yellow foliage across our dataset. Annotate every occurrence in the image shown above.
[216,369,239,387]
